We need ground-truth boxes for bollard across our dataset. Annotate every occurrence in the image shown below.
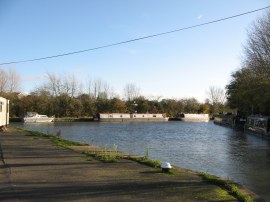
[161,162,172,172]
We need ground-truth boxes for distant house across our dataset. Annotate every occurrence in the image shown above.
[0,96,9,128]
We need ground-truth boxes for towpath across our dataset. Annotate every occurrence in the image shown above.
[0,128,240,201]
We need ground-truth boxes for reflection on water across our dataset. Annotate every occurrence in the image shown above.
[12,121,270,200]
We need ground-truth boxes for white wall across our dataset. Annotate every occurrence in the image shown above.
[183,114,209,120]
[0,97,9,127]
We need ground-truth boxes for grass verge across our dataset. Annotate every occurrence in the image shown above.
[198,172,253,202]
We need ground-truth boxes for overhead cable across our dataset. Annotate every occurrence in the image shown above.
[1,5,269,65]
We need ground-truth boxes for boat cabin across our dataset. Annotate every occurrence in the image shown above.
[245,115,270,137]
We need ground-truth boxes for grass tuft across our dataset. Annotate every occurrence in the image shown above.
[127,156,162,168]
[82,145,124,163]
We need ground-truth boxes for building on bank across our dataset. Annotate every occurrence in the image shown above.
[0,96,9,128]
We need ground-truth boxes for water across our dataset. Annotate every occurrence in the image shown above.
[12,121,270,200]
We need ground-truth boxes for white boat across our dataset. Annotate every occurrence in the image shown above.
[23,112,54,123]
[176,113,209,122]
[96,113,169,122]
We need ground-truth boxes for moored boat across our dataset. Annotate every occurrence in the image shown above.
[96,113,169,122]
[177,113,209,122]
[244,115,270,139]
[214,113,246,129]
[23,112,54,123]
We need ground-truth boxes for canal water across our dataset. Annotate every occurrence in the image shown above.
[12,121,270,200]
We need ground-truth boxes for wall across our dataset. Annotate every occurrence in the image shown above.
[0,96,9,127]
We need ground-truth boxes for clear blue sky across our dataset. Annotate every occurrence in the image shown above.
[0,0,269,101]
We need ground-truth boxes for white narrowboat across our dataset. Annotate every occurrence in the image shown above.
[97,113,168,122]
[177,113,209,122]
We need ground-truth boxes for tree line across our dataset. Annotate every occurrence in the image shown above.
[0,70,228,118]
[1,89,213,118]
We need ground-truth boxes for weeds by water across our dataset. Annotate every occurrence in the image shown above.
[145,145,150,160]
[83,145,124,163]
[127,156,162,168]
[198,172,253,202]
[127,146,162,168]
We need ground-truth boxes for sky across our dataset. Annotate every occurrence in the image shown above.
[0,0,269,102]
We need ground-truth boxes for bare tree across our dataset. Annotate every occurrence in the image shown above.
[7,67,21,92]
[45,72,80,97]
[244,10,270,75]
[93,79,102,99]
[207,86,226,114]
[63,74,78,98]
[46,72,62,96]
[85,76,92,97]
[0,67,8,92]
[207,86,226,105]
[123,83,140,101]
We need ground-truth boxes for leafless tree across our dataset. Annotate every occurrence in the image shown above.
[0,67,21,93]
[244,10,270,76]
[207,86,226,114]
[62,74,78,98]
[7,67,21,92]
[45,72,80,97]
[0,67,8,92]
[45,72,62,96]
[93,79,102,99]
[207,86,226,105]
[123,83,140,101]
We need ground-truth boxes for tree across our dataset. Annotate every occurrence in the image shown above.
[0,68,8,92]
[206,86,226,115]
[110,98,127,113]
[7,67,21,93]
[45,72,62,96]
[181,98,201,113]
[123,83,140,101]
[0,67,21,93]
[226,10,270,116]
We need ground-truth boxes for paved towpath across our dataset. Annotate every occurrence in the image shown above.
[0,128,240,202]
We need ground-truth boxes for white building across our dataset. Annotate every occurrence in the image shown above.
[0,96,9,127]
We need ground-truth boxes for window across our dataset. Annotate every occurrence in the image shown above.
[153,115,156,117]
[0,102,2,112]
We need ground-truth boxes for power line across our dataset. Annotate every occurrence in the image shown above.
[1,5,269,65]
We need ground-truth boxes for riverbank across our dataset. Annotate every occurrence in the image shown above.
[0,127,262,201]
